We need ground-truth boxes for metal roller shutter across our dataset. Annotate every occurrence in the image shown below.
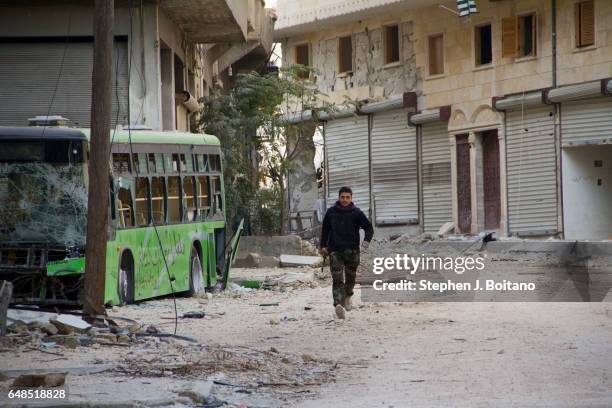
[325,116,370,213]
[371,109,417,225]
[421,122,452,233]
[506,106,557,235]
[0,41,128,127]
[561,97,612,146]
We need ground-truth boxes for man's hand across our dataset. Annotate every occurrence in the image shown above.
[319,247,329,256]
[361,241,370,251]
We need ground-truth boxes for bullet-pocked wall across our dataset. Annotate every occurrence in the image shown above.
[282,19,419,104]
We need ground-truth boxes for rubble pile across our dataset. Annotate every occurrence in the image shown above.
[116,340,337,390]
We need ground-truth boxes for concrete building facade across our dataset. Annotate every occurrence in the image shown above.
[275,0,612,240]
[0,0,275,132]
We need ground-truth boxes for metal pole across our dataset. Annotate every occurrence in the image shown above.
[84,0,113,318]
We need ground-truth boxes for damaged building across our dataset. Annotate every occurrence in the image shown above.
[0,0,275,132]
[275,0,612,240]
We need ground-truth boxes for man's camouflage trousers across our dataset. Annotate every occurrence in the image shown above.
[329,249,360,307]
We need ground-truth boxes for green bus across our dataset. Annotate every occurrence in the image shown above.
[0,126,241,306]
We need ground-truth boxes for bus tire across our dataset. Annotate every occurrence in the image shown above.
[188,245,203,296]
[118,251,135,305]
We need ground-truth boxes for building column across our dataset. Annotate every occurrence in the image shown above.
[497,125,508,237]
[449,134,458,231]
[469,131,484,234]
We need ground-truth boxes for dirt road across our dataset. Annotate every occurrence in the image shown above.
[2,266,612,407]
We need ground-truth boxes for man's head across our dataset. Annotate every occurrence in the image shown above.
[338,186,353,207]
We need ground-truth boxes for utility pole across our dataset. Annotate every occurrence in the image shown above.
[84,0,113,318]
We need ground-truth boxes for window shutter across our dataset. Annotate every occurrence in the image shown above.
[502,16,518,58]
[428,35,444,76]
[580,1,595,47]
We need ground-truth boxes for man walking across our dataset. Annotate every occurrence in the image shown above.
[320,187,374,319]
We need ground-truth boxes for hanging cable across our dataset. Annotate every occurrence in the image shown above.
[126,1,178,334]
[41,10,72,138]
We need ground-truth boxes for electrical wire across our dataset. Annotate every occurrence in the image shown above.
[126,1,178,335]
[41,10,72,138]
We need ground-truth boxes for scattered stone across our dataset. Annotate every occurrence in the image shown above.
[279,254,322,267]
[233,252,262,268]
[270,346,278,353]
[301,353,316,363]
[177,380,214,404]
[13,373,66,388]
[50,315,91,335]
[40,323,59,336]
[117,335,131,344]
[8,321,29,335]
[269,318,279,325]
[95,333,118,343]
[437,222,456,236]
[45,334,79,349]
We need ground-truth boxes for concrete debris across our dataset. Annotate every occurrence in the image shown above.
[280,254,322,267]
[177,380,215,404]
[50,314,92,334]
[13,372,66,388]
[45,334,80,349]
[437,221,456,236]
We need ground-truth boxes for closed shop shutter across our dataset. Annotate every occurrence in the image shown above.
[561,97,612,146]
[371,109,417,225]
[325,116,370,213]
[421,122,452,233]
[0,41,128,127]
[506,106,557,235]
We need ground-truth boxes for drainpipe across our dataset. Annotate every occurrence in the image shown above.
[552,0,564,238]
[552,0,557,88]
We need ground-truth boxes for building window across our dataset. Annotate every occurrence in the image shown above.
[338,36,353,74]
[384,25,400,64]
[502,14,536,58]
[475,24,493,66]
[575,0,595,48]
[174,54,185,92]
[428,33,444,75]
[295,44,310,78]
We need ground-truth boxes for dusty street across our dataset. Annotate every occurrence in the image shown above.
[2,264,612,407]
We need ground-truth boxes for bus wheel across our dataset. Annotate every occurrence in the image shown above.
[118,251,134,305]
[188,246,203,296]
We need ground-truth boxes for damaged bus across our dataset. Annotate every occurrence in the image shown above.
[0,126,242,306]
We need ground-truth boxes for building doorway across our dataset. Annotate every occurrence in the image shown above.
[456,134,471,233]
[482,130,501,230]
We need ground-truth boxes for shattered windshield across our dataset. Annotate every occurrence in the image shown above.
[0,140,87,246]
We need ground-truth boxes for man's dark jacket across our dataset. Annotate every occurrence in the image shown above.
[320,201,374,251]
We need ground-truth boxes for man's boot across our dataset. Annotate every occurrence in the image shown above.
[344,295,352,311]
[335,304,346,319]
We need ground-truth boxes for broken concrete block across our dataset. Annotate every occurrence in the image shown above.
[233,252,262,268]
[259,255,280,268]
[177,380,214,404]
[45,334,79,349]
[437,222,456,236]
[13,373,66,388]
[95,333,118,343]
[50,314,91,334]
[279,254,322,267]
[8,321,29,335]
[40,323,59,336]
